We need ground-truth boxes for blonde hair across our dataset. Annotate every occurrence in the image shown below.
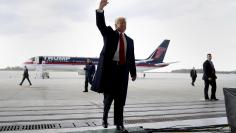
[115,17,126,25]
[115,17,126,29]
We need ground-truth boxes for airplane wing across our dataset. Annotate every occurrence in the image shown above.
[137,61,179,73]
[154,61,179,67]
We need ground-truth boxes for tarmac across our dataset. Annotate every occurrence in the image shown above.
[0,71,235,132]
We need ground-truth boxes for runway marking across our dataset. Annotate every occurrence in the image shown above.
[0,100,225,125]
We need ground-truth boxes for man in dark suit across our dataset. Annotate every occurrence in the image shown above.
[190,67,197,86]
[202,53,218,101]
[83,59,95,92]
[19,66,32,86]
[92,0,136,132]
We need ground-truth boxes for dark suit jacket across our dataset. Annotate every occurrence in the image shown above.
[202,60,216,80]
[190,69,197,78]
[91,10,136,94]
[84,63,95,77]
[23,68,29,77]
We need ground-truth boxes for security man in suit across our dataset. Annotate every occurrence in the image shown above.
[92,0,136,132]
[19,66,32,86]
[190,67,197,86]
[83,59,95,92]
[203,53,218,101]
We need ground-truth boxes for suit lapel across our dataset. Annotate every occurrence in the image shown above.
[110,31,119,58]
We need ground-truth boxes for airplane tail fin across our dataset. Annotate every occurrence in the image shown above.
[146,39,170,63]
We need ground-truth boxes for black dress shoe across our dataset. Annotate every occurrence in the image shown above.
[116,125,121,130]
[102,122,108,128]
[116,125,128,133]
[83,90,88,92]
[205,98,210,101]
[211,98,219,101]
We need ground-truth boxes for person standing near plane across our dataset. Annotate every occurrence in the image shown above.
[19,66,32,86]
[83,59,95,92]
[202,53,218,101]
[91,0,136,132]
[190,67,197,86]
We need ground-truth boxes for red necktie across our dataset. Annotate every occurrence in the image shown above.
[119,33,125,65]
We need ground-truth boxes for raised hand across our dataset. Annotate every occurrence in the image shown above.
[99,0,109,10]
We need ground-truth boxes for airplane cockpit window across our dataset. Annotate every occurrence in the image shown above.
[30,57,35,61]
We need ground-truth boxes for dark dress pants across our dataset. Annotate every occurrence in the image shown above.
[103,92,124,125]
[84,75,93,91]
[191,77,196,84]
[20,76,32,85]
[103,62,126,126]
[204,79,216,99]
[84,76,89,91]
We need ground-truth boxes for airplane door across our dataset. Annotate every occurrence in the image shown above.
[35,56,44,64]
[35,57,39,64]
[39,57,43,64]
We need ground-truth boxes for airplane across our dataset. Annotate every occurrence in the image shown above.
[23,39,176,78]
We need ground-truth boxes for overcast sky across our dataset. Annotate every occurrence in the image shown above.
[0,0,235,71]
